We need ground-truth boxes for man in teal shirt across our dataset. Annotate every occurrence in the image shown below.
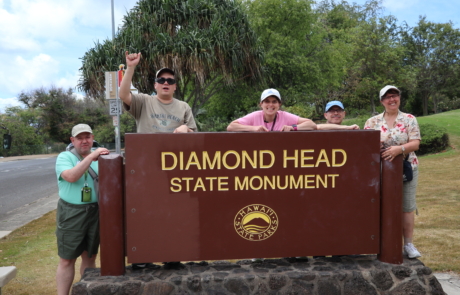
[55,124,109,295]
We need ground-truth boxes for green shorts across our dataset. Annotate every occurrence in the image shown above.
[56,199,100,260]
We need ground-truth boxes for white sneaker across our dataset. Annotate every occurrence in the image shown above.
[404,243,422,258]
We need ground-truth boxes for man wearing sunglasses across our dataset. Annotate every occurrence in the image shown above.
[119,51,197,133]
[317,101,360,130]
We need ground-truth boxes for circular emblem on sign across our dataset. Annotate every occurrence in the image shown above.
[234,204,279,241]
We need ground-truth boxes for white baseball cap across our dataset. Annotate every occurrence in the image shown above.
[260,88,281,102]
[71,124,93,137]
[379,85,401,100]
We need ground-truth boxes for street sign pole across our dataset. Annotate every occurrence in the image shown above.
[115,76,121,154]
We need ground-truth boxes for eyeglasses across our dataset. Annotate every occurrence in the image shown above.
[382,94,399,100]
[327,109,344,113]
[155,77,176,85]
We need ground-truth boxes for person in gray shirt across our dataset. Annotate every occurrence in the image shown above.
[119,51,197,133]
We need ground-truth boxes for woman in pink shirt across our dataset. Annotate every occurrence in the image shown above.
[227,89,316,132]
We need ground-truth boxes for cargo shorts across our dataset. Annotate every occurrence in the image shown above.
[56,198,99,260]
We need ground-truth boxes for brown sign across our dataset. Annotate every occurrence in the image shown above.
[124,130,381,263]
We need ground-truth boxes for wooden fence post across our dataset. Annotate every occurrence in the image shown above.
[379,154,403,264]
[99,154,125,276]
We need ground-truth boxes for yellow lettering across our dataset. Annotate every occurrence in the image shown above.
[305,175,315,188]
[250,176,263,190]
[193,177,206,191]
[235,176,249,190]
[183,177,193,191]
[315,149,331,167]
[264,175,276,189]
[203,151,221,169]
[301,149,314,167]
[185,152,202,170]
[290,175,303,189]
[161,152,177,170]
[276,175,288,189]
[329,174,339,188]
[332,149,347,167]
[283,150,298,168]
[180,151,184,170]
[222,151,240,170]
[260,150,275,168]
[218,177,229,191]
[170,177,181,192]
[205,177,217,191]
[316,174,327,188]
[242,150,257,169]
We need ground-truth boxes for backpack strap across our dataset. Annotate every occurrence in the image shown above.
[69,148,98,180]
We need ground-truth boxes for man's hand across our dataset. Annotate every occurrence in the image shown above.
[173,125,190,133]
[125,51,141,68]
[348,124,360,130]
[89,148,110,161]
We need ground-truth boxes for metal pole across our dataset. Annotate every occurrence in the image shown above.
[111,0,115,40]
[115,80,121,154]
[112,0,121,154]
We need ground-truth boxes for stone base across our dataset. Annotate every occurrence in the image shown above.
[71,255,446,295]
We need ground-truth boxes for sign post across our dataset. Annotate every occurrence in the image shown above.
[105,70,121,154]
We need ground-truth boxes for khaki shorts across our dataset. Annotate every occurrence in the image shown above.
[56,199,99,260]
[403,169,418,213]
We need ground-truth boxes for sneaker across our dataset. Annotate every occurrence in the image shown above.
[404,243,422,258]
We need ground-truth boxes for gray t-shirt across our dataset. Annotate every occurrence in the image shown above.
[124,93,197,133]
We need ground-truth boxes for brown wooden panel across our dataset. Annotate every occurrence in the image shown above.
[124,131,381,263]
[379,154,403,264]
[99,154,125,275]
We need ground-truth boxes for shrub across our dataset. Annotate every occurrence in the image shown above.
[418,123,449,156]
[284,104,315,119]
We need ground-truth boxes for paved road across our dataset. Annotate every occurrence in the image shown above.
[0,154,59,232]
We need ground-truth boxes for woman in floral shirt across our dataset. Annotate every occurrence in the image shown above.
[364,85,422,259]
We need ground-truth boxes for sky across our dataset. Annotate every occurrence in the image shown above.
[0,0,459,113]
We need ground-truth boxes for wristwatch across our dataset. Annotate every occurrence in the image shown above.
[292,124,298,131]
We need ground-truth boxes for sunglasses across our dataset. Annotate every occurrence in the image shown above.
[155,77,176,85]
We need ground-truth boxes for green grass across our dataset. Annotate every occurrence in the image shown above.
[417,109,460,137]
[1,109,459,294]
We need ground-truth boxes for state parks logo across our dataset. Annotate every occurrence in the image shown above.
[234,204,279,241]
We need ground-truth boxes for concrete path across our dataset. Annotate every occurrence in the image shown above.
[435,273,460,295]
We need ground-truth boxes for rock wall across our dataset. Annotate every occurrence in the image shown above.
[71,255,446,295]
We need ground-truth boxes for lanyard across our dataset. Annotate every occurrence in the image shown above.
[83,169,88,185]
[265,113,278,131]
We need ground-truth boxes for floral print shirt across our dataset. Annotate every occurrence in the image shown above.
[364,111,421,169]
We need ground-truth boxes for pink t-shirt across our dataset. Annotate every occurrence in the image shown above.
[237,111,299,131]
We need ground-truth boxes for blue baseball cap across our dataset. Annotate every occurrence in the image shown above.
[325,101,344,112]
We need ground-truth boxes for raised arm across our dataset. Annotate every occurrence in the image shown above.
[119,51,141,106]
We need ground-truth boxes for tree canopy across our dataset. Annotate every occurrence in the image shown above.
[78,0,264,115]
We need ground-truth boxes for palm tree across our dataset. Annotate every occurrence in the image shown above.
[78,0,264,115]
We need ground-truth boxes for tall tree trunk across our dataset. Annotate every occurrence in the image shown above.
[422,94,428,116]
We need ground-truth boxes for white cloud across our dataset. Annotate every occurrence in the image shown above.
[382,0,420,11]
[0,53,60,95]
[0,97,24,113]
[0,0,138,100]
